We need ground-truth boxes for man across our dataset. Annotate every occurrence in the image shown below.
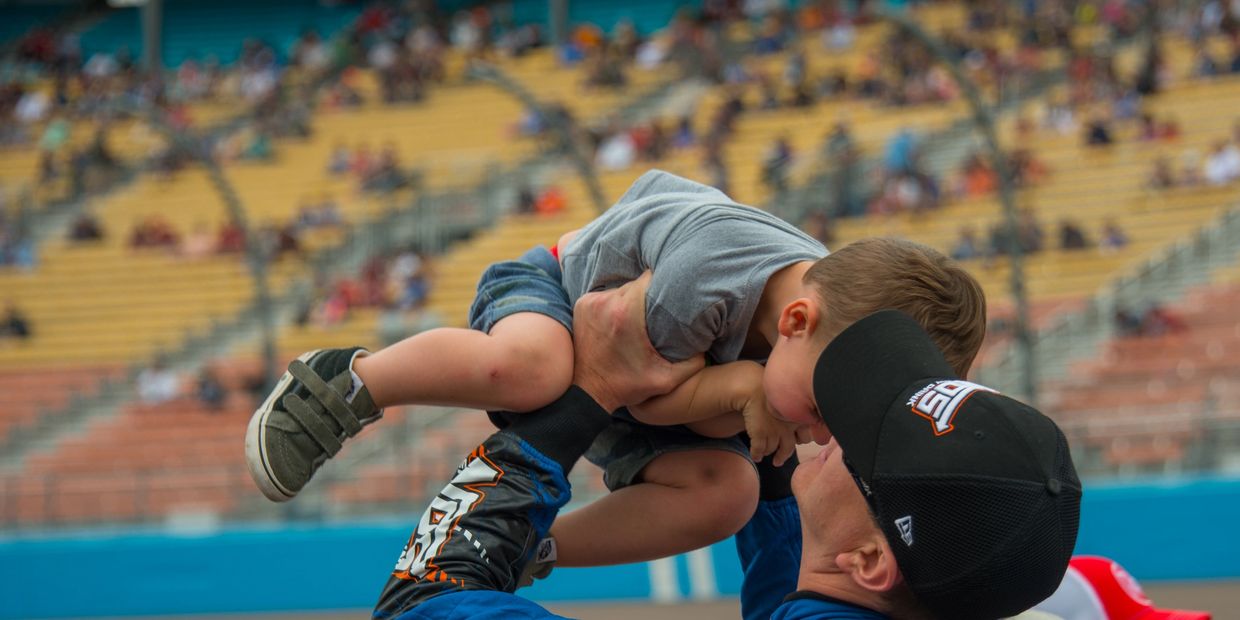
[372,281,1082,619]
[736,309,1081,620]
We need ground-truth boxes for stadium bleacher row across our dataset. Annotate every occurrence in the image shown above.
[1050,278,1240,475]
[1,0,1238,527]
[1,0,687,523]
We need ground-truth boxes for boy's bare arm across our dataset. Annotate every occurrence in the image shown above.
[628,360,764,426]
[631,361,799,465]
[684,413,745,438]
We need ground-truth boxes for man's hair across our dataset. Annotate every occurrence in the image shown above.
[883,582,941,620]
[803,237,987,376]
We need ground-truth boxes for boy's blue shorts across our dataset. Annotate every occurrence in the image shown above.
[469,246,752,491]
[468,246,574,334]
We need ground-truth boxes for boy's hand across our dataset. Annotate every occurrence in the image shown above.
[742,389,799,467]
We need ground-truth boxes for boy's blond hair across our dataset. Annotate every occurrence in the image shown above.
[804,237,987,376]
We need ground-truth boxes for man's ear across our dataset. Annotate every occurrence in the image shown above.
[834,536,901,594]
[778,298,821,338]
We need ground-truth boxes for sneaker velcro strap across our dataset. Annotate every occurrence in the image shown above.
[284,393,345,456]
[289,360,364,437]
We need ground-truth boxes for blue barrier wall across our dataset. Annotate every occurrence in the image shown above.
[3,477,1239,619]
[1070,476,1240,581]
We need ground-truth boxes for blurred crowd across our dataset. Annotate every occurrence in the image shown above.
[0,301,31,343]
[1145,120,1240,189]
[325,140,419,194]
[949,214,1129,262]
[294,245,440,345]
[514,184,568,216]
[789,0,1240,259]
[3,0,1240,291]
[1114,302,1189,338]
[0,188,36,268]
[1,29,316,200]
[59,189,349,266]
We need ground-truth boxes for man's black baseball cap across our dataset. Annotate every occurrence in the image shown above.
[813,310,1082,620]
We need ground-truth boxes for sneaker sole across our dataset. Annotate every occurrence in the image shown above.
[245,350,319,502]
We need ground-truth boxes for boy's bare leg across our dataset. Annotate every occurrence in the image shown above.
[548,449,759,566]
[354,313,574,413]
[246,312,573,503]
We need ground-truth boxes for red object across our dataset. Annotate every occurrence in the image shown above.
[534,187,566,215]
[1041,556,1211,619]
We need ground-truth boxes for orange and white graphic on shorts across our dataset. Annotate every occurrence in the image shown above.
[392,445,505,584]
[907,380,996,436]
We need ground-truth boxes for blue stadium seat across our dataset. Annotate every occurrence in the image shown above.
[77,0,361,67]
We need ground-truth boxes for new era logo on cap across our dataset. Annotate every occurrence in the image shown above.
[907,379,997,436]
[895,516,914,546]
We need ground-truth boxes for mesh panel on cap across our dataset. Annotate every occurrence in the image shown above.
[874,479,1042,568]
[878,433,1080,620]
[919,495,1064,619]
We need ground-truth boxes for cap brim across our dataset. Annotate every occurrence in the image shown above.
[813,310,956,480]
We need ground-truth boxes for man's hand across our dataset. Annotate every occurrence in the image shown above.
[572,272,704,412]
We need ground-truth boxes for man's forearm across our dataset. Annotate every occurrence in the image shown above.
[737,497,802,620]
[736,455,802,620]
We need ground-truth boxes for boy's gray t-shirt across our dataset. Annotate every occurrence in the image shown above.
[559,170,828,364]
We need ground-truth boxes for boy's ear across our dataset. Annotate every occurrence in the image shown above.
[834,536,902,594]
[778,298,821,338]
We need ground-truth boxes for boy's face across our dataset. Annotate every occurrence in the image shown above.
[764,297,832,445]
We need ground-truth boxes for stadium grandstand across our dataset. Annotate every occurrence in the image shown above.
[0,0,1237,618]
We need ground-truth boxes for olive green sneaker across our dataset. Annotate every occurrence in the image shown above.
[245,348,381,502]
